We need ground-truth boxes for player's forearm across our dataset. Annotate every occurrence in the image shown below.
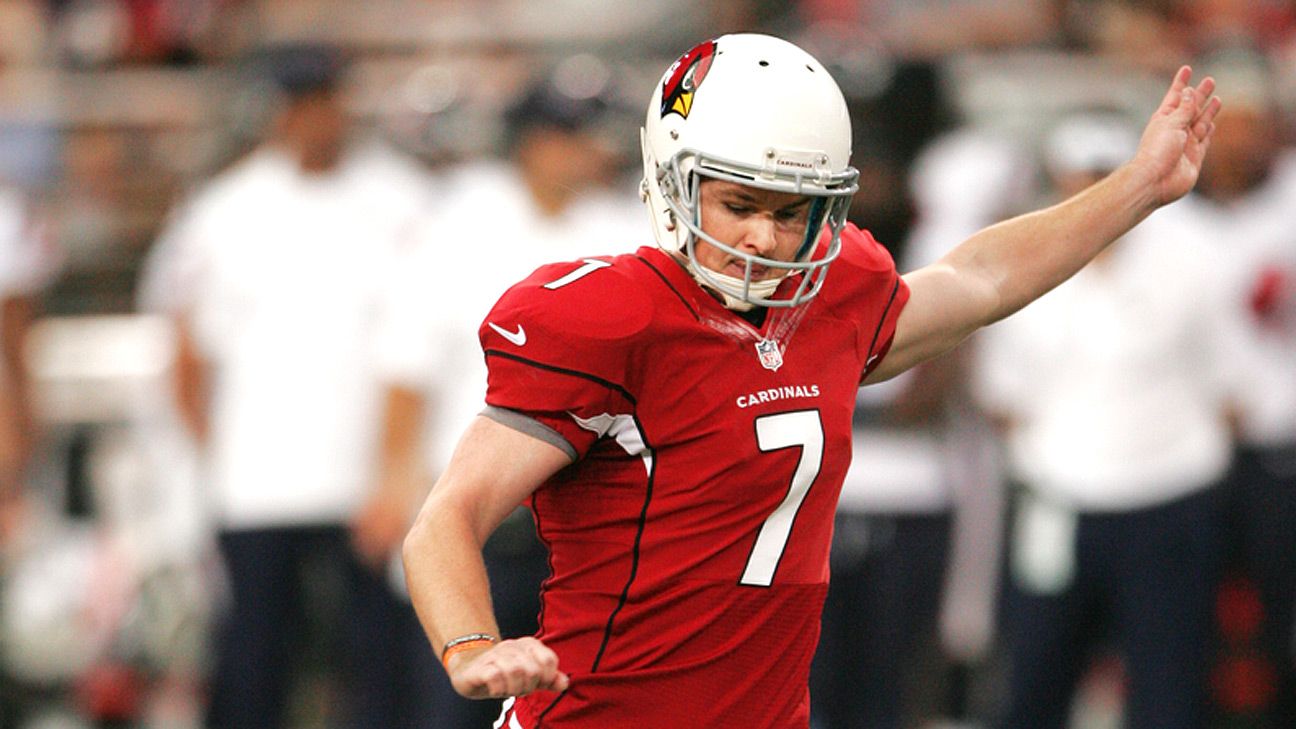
[402,416,569,671]
[869,163,1164,383]
[402,492,502,663]
[949,161,1162,326]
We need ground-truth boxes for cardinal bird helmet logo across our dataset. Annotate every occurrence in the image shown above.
[660,39,717,120]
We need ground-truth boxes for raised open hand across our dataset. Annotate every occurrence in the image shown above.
[1132,66,1222,206]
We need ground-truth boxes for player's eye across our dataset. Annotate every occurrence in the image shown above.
[775,206,810,224]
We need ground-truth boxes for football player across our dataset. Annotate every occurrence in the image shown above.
[403,33,1220,728]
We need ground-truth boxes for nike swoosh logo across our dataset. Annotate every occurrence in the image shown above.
[488,322,527,346]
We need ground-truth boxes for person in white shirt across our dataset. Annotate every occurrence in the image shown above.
[1192,54,1296,727]
[974,112,1239,729]
[374,62,644,728]
[811,129,1029,729]
[140,43,440,729]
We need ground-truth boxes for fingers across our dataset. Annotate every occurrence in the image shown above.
[1162,72,1220,138]
[1156,67,1219,123]
[1191,75,1216,108]
[1157,65,1193,114]
[1193,94,1223,137]
[451,637,570,699]
[1187,91,1218,128]
[1183,76,1220,148]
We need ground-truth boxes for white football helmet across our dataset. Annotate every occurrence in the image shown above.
[640,34,858,310]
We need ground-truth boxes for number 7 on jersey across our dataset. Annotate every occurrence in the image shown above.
[740,410,825,587]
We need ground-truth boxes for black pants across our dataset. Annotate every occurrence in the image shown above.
[1000,486,1224,729]
[206,525,442,729]
[811,511,953,729]
[1223,444,1296,727]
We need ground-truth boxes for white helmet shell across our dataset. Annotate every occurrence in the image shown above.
[640,34,858,309]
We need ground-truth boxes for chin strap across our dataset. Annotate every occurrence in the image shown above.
[684,259,784,312]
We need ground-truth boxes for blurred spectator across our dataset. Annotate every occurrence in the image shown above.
[1062,0,1296,74]
[814,28,952,244]
[0,1,47,67]
[1192,47,1296,728]
[810,368,963,729]
[137,42,440,729]
[0,184,57,536]
[975,112,1240,729]
[375,56,643,728]
[1061,0,1191,73]
[1177,0,1296,56]
[0,2,61,191]
[793,1,1062,59]
[0,183,60,729]
[811,129,1028,729]
[49,0,230,67]
[53,130,134,287]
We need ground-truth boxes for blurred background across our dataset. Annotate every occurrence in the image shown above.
[1,1,1295,728]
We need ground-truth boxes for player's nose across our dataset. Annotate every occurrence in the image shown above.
[737,215,780,258]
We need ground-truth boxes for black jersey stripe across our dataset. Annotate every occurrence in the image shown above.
[635,254,699,320]
[864,276,901,361]
[484,349,637,405]
[589,421,654,673]
[536,416,657,726]
[531,489,554,641]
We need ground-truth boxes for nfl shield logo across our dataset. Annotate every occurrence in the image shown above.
[755,339,783,371]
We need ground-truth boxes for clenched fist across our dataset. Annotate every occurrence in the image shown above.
[446,636,571,699]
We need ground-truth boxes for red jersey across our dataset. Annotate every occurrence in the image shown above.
[479,225,908,728]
